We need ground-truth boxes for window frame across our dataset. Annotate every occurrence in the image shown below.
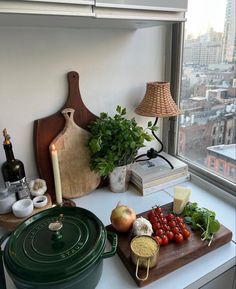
[163,22,236,197]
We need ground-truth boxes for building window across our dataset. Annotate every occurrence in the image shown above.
[229,166,235,178]
[210,158,215,168]
[218,162,224,173]
[172,0,236,194]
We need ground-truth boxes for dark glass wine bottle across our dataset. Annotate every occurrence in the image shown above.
[1,129,29,199]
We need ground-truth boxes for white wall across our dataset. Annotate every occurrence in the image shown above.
[0,25,169,187]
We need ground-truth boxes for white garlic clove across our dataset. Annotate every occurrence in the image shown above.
[132,216,153,236]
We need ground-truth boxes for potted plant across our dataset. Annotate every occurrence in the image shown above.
[88,105,156,193]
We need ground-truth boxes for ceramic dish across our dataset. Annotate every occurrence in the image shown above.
[33,195,48,208]
[12,199,33,218]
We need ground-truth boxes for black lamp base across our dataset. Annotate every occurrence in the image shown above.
[135,117,174,169]
[147,148,173,169]
[135,148,174,169]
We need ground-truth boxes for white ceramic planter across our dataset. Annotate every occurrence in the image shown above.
[109,164,131,193]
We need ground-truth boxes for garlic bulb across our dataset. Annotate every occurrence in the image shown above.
[132,217,153,236]
[29,179,47,197]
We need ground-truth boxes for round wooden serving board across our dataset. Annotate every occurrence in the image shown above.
[0,194,52,231]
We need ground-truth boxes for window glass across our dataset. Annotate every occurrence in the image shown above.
[178,0,236,184]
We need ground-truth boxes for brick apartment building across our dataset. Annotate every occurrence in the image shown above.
[206,144,236,183]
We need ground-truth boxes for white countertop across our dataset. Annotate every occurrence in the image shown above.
[1,178,236,289]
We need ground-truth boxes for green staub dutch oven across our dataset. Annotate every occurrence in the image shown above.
[2,206,117,289]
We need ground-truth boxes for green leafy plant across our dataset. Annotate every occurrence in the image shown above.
[183,202,220,246]
[88,105,157,177]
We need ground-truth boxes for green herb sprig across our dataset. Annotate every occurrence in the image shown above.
[183,202,220,246]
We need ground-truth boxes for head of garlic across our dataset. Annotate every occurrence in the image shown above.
[132,216,153,236]
[29,179,47,197]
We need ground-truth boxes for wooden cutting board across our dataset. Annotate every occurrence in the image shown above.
[34,71,99,202]
[49,108,100,198]
[106,202,232,287]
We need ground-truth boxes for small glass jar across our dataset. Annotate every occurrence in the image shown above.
[0,187,17,214]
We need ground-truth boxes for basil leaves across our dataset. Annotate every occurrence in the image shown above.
[183,202,220,246]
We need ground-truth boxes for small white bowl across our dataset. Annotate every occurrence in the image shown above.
[33,195,48,208]
[12,199,34,218]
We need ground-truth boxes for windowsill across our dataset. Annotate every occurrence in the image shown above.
[1,175,235,289]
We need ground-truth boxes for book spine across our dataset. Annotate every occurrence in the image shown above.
[133,174,191,196]
[131,171,189,189]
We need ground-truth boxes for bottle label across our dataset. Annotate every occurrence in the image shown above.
[5,178,31,200]
[5,177,26,188]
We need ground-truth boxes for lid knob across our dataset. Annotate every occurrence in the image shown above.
[48,214,64,242]
[48,221,63,232]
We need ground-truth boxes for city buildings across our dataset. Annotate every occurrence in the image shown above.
[178,0,236,183]
[222,0,236,63]
[184,29,223,65]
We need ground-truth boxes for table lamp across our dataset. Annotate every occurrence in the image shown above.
[135,81,181,168]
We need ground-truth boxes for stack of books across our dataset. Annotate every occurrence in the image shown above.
[131,152,190,195]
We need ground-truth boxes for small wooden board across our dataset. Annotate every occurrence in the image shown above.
[0,194,52,231]
[106,202,232,287]
[49,108,100,199]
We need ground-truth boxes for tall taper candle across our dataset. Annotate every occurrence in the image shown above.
[51,144,63,205]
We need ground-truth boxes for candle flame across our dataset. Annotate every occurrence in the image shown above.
[52,144,56,151]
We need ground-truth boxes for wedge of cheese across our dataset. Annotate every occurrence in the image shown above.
[173,186,191,214]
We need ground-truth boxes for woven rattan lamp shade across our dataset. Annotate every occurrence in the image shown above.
[135,82,181,117]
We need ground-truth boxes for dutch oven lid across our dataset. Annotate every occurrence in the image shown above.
[4,206,106,282]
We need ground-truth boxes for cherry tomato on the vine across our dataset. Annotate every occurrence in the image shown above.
[156,229,164,237]
[152,222,161,230]
[178,222,186,230]
[158,212,164,218]
[171,226,180,234]
[182,228,191,239]
[166,231,174,241]
[149,216,158,224]
[147,211,155,219]
[166,213,175,221]
[160,218,167,224]
[154,236,162,246]
[175,216,184,223]
[162,224,170,232]
[155,207,162,214]
[168,220,176,227]
[149,206,190,247]
[161,235,169,246]
[174,233,184,243]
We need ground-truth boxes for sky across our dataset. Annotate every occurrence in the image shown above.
[185,0,227,37]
